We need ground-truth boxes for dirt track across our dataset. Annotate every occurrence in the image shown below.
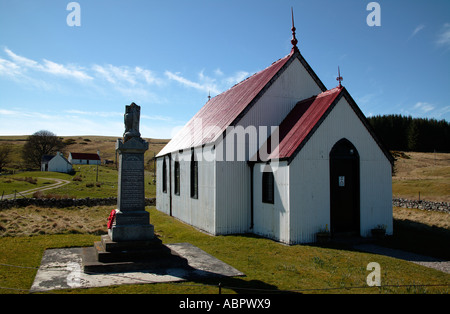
[1,178,71,200]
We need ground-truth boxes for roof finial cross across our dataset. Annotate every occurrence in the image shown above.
[337,66,343,88]
[291,7,298,51]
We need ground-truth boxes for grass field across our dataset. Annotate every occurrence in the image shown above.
[0,165,156,199]
[392,151,450,202]
[0,206,449,294]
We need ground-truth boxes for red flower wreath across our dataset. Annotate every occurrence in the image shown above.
[107,209,117,229]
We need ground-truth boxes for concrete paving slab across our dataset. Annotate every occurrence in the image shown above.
[30,243,244,293]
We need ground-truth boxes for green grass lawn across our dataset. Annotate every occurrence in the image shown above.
[0,206,448,294]
[392,178,450,202]
[0,165,156,199]
[0,177,55,196]
[393,163,450,202]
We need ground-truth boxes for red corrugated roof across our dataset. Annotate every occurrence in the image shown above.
[70,152,100,160]
[266,86,343,160]
[157,51,294,157]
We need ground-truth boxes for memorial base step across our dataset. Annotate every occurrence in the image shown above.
[82,235,190,273]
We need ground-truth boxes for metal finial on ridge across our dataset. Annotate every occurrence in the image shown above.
[337,66,343,88]
[291,7,298,51]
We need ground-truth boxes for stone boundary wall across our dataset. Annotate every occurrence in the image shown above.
[393,198,449,214]
[0,197,156,210]
[0,197,448,213]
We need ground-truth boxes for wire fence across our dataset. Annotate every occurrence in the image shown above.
[1,262,449,294]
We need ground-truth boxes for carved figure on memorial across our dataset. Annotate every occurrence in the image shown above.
[123,102,141,142]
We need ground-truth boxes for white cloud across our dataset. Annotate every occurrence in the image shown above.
[225,71,250,86]
[1,47,254,101]
[414,102,435,113]
[0,109,122,137]
[135,66,161,85]
[436,23,450,48]
[91,64,165,103]
[141,114,173,122]
[42,59,92,80]
[65,109,173,122]
[165,70,220,94]
[0,109,21,115]
[4,48,92,81]
[65,109,123,118]
[0,107,181,138]
[4,48,40,69]
[0,58,22,78]
[434,105,450,118]
[164,69,252,96]
[410,24,425,39]
[92,64,136,85]
[92,64,163,86]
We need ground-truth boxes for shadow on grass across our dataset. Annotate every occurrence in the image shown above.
[380,219,450,261]
[305,219,450,261]
[190,276,299,294]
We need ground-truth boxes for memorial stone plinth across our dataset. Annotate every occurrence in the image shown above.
[109,136,154,242]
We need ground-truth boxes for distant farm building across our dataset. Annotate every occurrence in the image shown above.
[155,23,393,244]
[41,152,73,173]
[68,152,101,165]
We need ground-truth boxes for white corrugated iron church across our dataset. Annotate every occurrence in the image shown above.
[155,16,393,244]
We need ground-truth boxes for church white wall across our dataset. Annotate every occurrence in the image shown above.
[156,155,170,215]
[214,160,251,235]
[252,161,290,244]
[156,147,217,235]
[288,96,392,243]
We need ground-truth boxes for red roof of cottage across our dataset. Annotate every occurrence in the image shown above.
[157,51,295,156]
[70,152,100,160]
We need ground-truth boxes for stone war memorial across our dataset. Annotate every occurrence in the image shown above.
[82,102,187,272]
[30,103,243,292]
[110,102,153,242]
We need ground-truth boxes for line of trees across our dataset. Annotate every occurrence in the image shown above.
[367,114,450,152]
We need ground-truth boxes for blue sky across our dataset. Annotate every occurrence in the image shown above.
[0,0,449,139]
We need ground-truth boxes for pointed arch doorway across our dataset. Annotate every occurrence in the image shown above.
[329,138,360,235]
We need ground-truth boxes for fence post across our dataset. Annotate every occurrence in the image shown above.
[17,191,27,199]
[218,282,222,295]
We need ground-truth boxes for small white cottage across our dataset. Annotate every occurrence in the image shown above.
[155,25,393,244]
[41,152,73,173]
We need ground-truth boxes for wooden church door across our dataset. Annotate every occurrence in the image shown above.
[329,138,360,235]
